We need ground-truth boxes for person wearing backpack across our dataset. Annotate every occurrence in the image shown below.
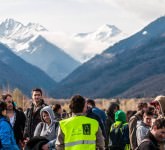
[110,110,130,150]
[34,106,59,150]
[129,102,148,150]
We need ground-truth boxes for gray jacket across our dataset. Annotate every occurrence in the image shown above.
[136,120,150,146]
[34,106,59,149]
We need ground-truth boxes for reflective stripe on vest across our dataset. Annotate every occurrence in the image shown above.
[65,140,96,147]
[60,115,99,150]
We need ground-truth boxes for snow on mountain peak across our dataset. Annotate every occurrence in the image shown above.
[96,24,121,36]
[27,22,47,32]
[0,18,48,53]
[74,24,123,42]
[0,18,47,36]
[0,18,23,36]
[93,24,122,41]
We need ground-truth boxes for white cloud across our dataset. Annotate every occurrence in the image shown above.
[0,0,164,37]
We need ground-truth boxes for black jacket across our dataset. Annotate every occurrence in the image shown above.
[13,109,26,144]
[24,100,47,139]
[138,130,160,150]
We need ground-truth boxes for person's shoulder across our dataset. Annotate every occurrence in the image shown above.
[138,140,154,150]
[129,112,141,122]
[15,109,25,115]
[0,118,10,126]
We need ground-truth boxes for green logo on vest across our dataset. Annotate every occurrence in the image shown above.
[82,124,91,135]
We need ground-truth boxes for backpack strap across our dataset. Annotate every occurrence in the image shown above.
[55,121,59,131]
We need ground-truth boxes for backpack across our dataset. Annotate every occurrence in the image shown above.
[110,123,129,150]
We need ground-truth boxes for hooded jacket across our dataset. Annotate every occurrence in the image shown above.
[153,96,165,150]
[110,110,130,150]
[136,120,150,146]
[34,106,59,149]
[154,95,165,117]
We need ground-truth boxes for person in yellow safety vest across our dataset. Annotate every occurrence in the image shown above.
[55,95,105,150]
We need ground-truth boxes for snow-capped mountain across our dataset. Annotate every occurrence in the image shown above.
[75,24,122,42]
[44,24,128,62]
[0,18,47,52]
[73,24,128,61]
[0,19,80,82]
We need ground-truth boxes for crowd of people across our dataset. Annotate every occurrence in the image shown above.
[0,88,164,150]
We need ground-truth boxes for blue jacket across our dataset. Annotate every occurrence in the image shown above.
[0,116,19,150]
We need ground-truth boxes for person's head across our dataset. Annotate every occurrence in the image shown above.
[42,111,51,125]
[69,95,86,113]
[150,95,165,117]
[107,102,120,114]
[40,106,55,125]
[17,107,23,112]
[151,118,165,142]
[52,104,62,114]
[3,94,15,111]
[126,110,137,122]
[142,109,153,127]
[25,136,49,150]
[137,102,148,111]
[86,99,95,108]
[115,110,126,123]
[32,88,42,106]
[107,102,120,121]
[0,101,7,116]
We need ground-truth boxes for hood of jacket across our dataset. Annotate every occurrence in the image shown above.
[40,106,55,126]
[115,110,126,123]
[154,95,165,117]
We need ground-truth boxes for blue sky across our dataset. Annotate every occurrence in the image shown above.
[0,0,165,34]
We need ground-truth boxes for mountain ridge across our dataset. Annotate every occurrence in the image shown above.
[0,18,80,81]
[51,16,165,98]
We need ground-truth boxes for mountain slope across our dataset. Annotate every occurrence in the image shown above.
[0,43,56,96]
[0,19,80,81]
[19,35,80,81]
[52,16,165,98]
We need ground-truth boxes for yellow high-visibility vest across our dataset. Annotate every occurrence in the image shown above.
[60,115,99,150]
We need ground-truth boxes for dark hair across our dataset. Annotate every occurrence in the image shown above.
[25,136,49,150]
[3,93,12,100]
[153,118,165,129]
[0,101,7,116]
[86,99,95,107]
[148,106,155,112]
[32,88,42,96]
[17,107,23,112]
[69,95,85,113]
[137,102,148,111]
[53,104,61,112]
[2,94,16,110]
[107,102,120,121]
[143,108,153,117]
[126,110,137,122]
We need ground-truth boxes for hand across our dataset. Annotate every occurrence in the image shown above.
[23,137,30,145]
[19,140,25,149]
